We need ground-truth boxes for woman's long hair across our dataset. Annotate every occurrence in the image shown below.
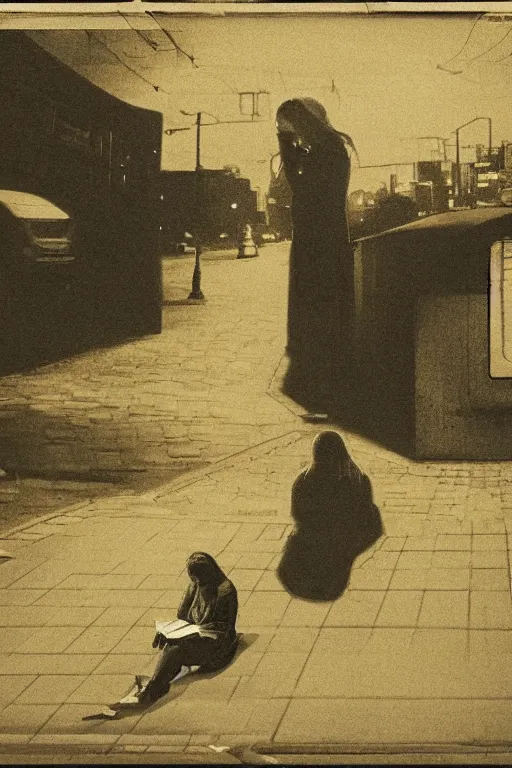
[186,551,226,589]
[276,97,359,164]
[306,430,359,480]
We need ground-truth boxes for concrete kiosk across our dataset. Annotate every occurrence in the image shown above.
[353,208,512,459]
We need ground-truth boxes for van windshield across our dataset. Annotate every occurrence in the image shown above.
[28,220,71,239]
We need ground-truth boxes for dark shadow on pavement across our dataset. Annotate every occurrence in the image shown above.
[276,431,383,602]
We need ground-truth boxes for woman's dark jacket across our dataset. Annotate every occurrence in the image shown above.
[176,577,238,671]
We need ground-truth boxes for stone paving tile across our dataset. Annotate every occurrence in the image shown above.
[431,551,471,569]
[253,571,282,591]
[132,699,254,735]
[92,654,156,676]
[395,551,433,569]
[435,534,472,551]
[234,552,276,570]
[293,651,462,699]
[472,700,512,742]
[152,590,193,610]
[219,650,263,677]
[472,535,507,551]
[136,574,189,591]
[109,627,151,655]
[45,608,107,627]
[0,558,53,589]
[402,536,437,551]
[347,569,393,590]
[388,568,428,591]
[93,607,148,627]
[470,591,512,629]
[32,590,166,608]
[310,628,373,655]
[426,568,470,590]
[178,676,240,701]
[14,675,86,704]
[241,698,290,737]
[16,627,85,654]
[374,591,424,627]
[410,628,469,656]
[324,591,385,627]
[226,569,264,591]
[64,626,131,655]
[470,568,510,591]
[473,520,507,534]
[110,558,185,577]
[57,575,147,590]
[365,628,414,654]
[469,629,512,655]
[417,591,469,628]
[0,654,104,676]
[471,550,509,568]
[66,674,136,703]
[238,592,290,626]
[274,699,474,743]
[0,628,39,654]
[36,703,143,734]
[0,704,59,733]
[0,675,37,708]
[0,605,95,627]
[266,627,319,654]
[359,551,400,570]
[0,590,48,606]
[379,537,406,551]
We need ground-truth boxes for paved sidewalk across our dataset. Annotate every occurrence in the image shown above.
[1,421,512,758]
[0,244,512,760]
[0,245,296,532]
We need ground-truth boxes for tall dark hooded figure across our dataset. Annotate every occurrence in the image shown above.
[276,98,355,412]
[277,431,383,602]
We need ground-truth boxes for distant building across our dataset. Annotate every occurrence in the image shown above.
[159,169,258,253]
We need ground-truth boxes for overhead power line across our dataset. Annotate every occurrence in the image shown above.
[437,12,484,71]
[464,24,512,63]
[145,11,198,69]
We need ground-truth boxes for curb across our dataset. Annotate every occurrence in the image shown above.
[0,431,308,539]
[150,430,306,502]
[253,740,512,756]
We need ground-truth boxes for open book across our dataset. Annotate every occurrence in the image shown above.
[155,618,216,641]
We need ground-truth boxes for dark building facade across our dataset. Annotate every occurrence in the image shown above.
[0,31,163,373]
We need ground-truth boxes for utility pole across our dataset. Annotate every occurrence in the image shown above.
[454,117,492,206]
[165,108,265,301]
[189,111,205,302]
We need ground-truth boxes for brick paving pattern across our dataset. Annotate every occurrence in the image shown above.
[0,244,511,758]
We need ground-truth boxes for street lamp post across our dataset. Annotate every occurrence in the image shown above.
[454,117,492,206]
[189,111,205,301]
[165,111,264,300]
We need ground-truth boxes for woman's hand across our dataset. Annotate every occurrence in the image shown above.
[152,632,167,650]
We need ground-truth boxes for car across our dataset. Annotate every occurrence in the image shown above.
[500,188,512,207]
[0,190,74,275]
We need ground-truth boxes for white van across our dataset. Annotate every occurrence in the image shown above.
[0,190,74,269]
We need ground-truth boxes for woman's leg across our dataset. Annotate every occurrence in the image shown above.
[143,643,184,701]
[140,637,216,705]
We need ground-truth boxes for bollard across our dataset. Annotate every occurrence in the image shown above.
[237,223,259,259]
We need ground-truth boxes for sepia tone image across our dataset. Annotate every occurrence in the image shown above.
[1,2,512,763]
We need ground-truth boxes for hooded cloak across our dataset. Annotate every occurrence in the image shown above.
[277,98,355,410]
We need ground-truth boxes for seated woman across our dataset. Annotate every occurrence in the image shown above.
[130,551,238,707]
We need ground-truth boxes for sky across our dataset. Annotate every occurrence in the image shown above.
[24,11,512,193]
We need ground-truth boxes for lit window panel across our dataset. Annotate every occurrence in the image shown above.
[490,240,512,377]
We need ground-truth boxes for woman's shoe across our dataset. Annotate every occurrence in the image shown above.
[135,675,151,693]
